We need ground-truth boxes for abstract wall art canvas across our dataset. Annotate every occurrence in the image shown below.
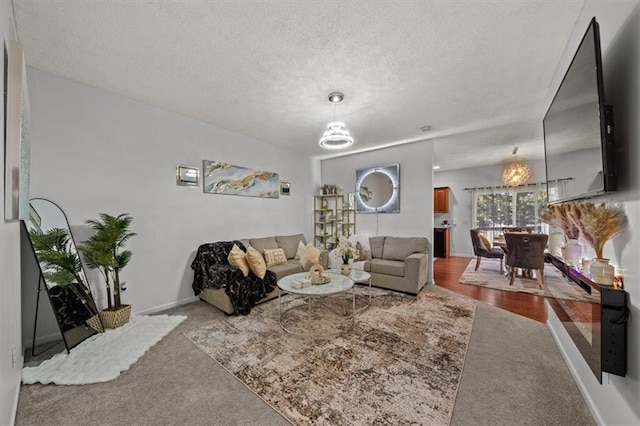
[4,41,31,221]
[203,160,279,198]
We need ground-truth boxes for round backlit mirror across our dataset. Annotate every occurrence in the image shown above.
[355,164,400,213]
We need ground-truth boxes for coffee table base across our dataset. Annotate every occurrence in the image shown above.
[279,293,355,341]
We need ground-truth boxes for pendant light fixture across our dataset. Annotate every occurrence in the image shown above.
[319,92,354,150]
[502,146,531,186]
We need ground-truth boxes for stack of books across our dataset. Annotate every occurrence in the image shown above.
[291,278,312,289]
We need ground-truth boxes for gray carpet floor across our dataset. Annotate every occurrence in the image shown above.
[15,285,595,426]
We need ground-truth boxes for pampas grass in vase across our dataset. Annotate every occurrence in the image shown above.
[540,203,582,265]
[540,203,580,239]
[568,202,628,259]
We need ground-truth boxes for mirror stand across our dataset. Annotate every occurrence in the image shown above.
[22,198,103,355]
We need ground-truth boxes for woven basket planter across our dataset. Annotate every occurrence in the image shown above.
[99,304,132,329]
[86,314,105,333]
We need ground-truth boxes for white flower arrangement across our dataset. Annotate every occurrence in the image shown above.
[334,236,358,265]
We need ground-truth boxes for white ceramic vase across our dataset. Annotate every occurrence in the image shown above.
[340,263,352,276]
[590,258,615,285]
[564,239,582,267]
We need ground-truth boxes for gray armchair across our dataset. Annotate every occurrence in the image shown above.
[470,229,504,272]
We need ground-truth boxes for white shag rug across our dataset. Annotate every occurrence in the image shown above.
[22,314,186,385]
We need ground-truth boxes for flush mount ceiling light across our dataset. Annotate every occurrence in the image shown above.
[502,146,531,186]
[319,92,354,150]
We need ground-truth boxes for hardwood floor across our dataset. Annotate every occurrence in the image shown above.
[433,256,547,323]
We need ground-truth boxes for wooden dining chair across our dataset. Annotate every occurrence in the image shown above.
[504,233,549,289]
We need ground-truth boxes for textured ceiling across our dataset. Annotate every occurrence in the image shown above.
[14,0,585,170]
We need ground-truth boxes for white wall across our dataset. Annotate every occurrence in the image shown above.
[25,68,315,322]
[433,159,546,256]
[320,141,435,282]
[0,2,22,424]
[544,2,640,424]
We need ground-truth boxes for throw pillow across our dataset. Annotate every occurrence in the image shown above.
[245,245,267,279]
[479,234,491,251]
[294,240,305,260]
[299,243,320,269]
[264,248,287,267]
[227,244,249,277]
[275,234,306,259]
[356,241,372,261]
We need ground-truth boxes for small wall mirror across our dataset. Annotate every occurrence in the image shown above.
[176,164,200,187]
[23,198,102,353]
[355,164,400,213]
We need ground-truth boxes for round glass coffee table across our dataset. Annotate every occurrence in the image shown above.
[328,269,372,312]
[277,271,355,340]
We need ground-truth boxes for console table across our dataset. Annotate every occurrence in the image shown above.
[545,253,629,380]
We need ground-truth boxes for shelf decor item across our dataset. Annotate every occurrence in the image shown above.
[590,258,615,285]
[80,213,136,328]
[309,263,330,285]
[564,239,582,268]
[541,203,582,266]
[568,202,628,261]
[540,203,580,240]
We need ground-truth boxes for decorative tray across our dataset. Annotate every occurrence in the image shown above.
[311,276,331,285]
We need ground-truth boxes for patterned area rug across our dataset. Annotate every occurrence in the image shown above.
[458,258,598,303]
[185,288,476,425]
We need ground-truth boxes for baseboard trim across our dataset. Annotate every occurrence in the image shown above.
[23,332,63,350]
[546,316,604,425]
[134,296,200,315]
[10,376,19,426]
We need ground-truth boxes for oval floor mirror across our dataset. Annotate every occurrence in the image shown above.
[23,198,102,355]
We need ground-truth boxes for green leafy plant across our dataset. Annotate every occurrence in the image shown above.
[28,227,96,314]
[79,213,136,310]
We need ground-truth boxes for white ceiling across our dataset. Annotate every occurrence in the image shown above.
[13,0,585,170]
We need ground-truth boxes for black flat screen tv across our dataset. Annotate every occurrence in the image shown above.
[543,17,616,204]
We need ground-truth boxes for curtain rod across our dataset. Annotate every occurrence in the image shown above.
[463,177,573,191]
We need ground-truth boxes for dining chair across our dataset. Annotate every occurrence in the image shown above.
[502,227,534,234]
[504,233,549,289]
[470,229,504,272]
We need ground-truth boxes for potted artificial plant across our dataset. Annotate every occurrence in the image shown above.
[79,213,136,328]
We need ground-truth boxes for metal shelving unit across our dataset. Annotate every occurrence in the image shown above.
[314,194,356,250]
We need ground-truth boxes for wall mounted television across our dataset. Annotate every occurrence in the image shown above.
[543,17,616,204]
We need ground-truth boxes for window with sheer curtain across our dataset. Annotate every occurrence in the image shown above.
[470,184,548,239]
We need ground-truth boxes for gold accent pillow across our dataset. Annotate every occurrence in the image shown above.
[245,245,267,279]
[227,244,249,277]
[479,234,492,251]
[264,248,287,267]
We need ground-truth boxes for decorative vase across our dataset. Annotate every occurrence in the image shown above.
[340,263,352,276]
[564,239,582,267]
[590,258,615,285]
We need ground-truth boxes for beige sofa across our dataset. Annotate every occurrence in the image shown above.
[198,234,329,315]
[362,236,429,294]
